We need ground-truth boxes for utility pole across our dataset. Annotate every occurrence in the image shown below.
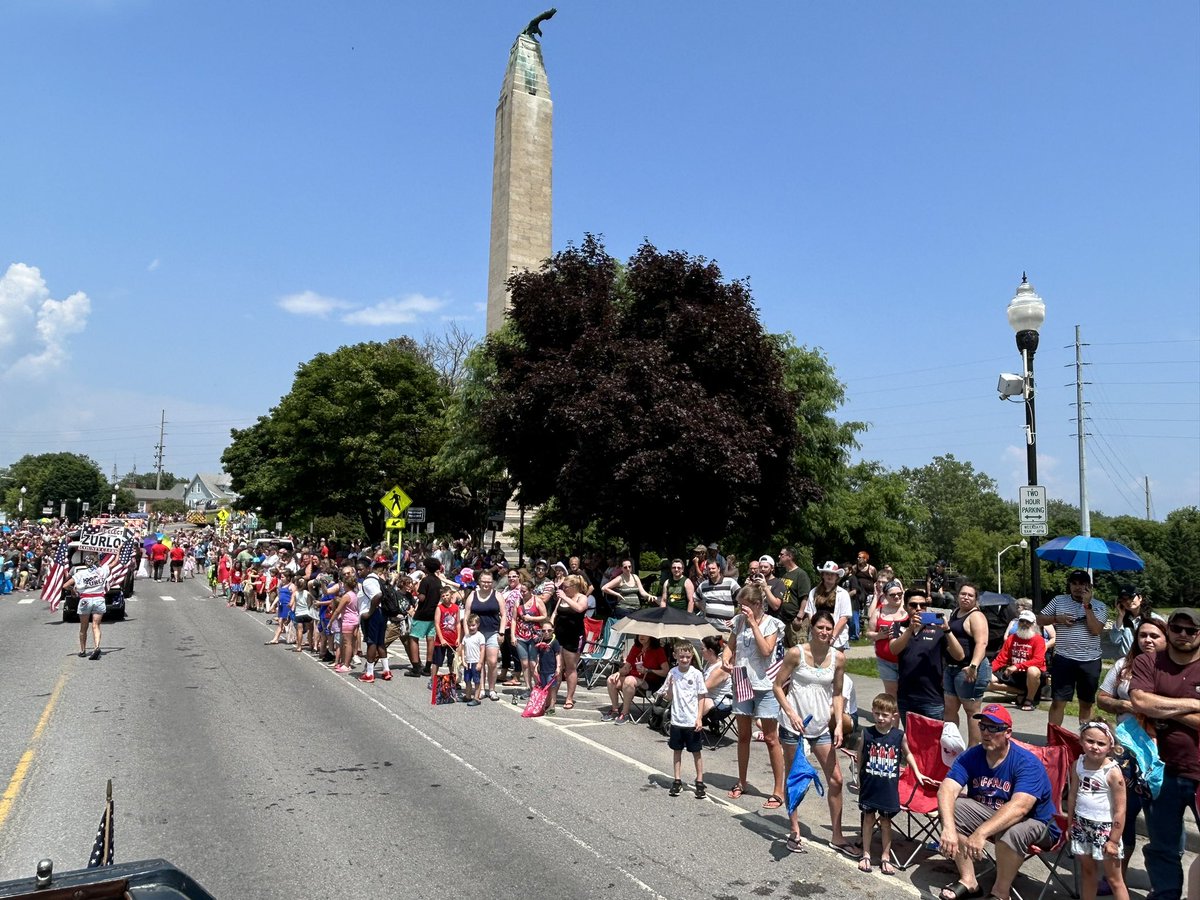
[1073,326,1091,536]
[154,410,166,490]
[1145,476,1152,521]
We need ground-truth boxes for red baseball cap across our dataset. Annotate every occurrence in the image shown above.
[973,703,1012,728]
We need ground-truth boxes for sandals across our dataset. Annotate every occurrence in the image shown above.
[694,781,706,800]
[831,841,863,859]
[1020,702,1035,712]
[786,834,806,853]
[880,860,897,876]
[761,794,784,810]
[858,857,872,873]
[934,881,985,900]
[727,783,747,799]
[563,700,575,710]
[669,779,682,797]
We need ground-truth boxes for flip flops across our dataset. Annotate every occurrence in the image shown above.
[727,783,747,799]
[786,835,805,853]
[761,794,784,810]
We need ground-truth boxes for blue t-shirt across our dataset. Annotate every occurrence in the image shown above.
[536,639,560,686]
[947,743,1059,840]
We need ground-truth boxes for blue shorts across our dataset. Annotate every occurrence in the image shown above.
[779,725,831,748]
[410,619,436,640]
[432,645,455,667]
[875,656,900,682]
[365,612,388,647]
[942,659,993,701]
[515,638,539,662]
[463,663,480,685]
[733,689,780,719]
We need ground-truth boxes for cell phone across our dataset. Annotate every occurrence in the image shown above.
[921,611,941,626]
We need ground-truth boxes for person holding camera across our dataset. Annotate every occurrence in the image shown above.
[888,588,965,724]
[1037,569,1108,728]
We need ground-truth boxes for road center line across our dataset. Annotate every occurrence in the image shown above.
[0,669,69,834]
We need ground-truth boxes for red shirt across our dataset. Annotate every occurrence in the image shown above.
[436,602,461,647]
[150,542,168,562]
[625,644,668,688]
[993,632,1047,672]
[169,546,186,562]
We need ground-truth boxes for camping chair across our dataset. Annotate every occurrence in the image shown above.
[893,713,953,869]
[577,620,625,688]
[977,741,1076,900]
[701,701,736,750]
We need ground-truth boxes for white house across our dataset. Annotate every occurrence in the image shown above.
[183,473,239,510]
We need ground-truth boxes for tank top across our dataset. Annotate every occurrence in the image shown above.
[874,607,909,663]
[515,598,540,642]
[472,590,502,635]
[277,584,293,610]
[947,608,979,666]
[781,644,836,738]
[614,575,642,608]
[663,576,689,610]
[1074,758,1118,822]
[859,726,904,814]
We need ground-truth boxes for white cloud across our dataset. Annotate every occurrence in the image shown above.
[278,290,350,318]
[341,294,444,326]
[0,263,91,378]
[147,258,160,272]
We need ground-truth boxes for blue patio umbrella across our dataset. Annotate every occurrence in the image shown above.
[1035,535,1145,572]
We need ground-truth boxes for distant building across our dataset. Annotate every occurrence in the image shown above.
[130,484,186,514]
[183,473,238,510]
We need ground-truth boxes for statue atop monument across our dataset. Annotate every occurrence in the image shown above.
[522,8,557,42]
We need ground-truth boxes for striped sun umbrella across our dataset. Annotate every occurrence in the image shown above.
[1035,535,1145,572]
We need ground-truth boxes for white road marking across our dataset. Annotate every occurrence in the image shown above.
[127,596,139,602]
[161,595,177,602]
[17,597,36,605]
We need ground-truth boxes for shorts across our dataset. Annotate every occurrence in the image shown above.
[515,637,539,662]
[294,614,312,625]
[432,645,456,667]
[952,796,1053,857]
[555,621,584,655]
[384,618,409,645]
[875,656,900,682]
[1050,655,1102,703]
[463,663,481,685]
[340,616,360,635]
[780,725,831,748]
[409,619,436,640]
[278,609,294,624]
[942,659,993,702]
[668,724,703,754]
[365,612,388,647]
[483,631,500,649]
[733,689,780,719]
[171,560,183,569]
[1069,815,1121,861]
[77,597,106,618]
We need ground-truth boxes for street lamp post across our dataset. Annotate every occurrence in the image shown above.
[996,539,1028,594]
[109,483,117,514]
[18,486,25,515]
[1007,273,1046,606]
[76,497,82,523]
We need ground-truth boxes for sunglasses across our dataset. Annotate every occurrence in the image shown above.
[1170,623,1200,637]
[908,602,927,610]
[979,722,1009,734]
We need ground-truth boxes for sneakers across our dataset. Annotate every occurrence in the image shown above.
[421,664,431,676]
[357,673,375,683]
[466,699,481,707]
[89,648,101,661]
[613,713,628,726]
[669,779,682,797]
[601,708,619,722]
[403,668,422,677]
[488,690,500,701]
[333,665,350,673]
[380,671,393,681]
[695,781,707,800]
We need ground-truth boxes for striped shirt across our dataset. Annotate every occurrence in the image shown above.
[695,576,741,621]
[1040,594,1108,661]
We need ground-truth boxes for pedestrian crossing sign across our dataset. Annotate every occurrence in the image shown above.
[216,508,230,524]
[379,485,412,517]
[385,516,406,530]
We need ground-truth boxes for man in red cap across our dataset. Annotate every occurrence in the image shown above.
[933,703,1058,900]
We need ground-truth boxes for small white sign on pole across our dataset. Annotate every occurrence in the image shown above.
[1018,486,1049,537]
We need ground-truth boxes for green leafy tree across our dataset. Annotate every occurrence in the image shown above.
[899,454,1012,562]
[222,338,450,539]
[2,452,109,518]
[154,498,188,516]
[121,471,187,489]
[476,236,808,563]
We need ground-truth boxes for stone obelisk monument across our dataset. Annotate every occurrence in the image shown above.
[485,12,554,335]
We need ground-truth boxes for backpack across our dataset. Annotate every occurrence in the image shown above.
[377,577,404,619]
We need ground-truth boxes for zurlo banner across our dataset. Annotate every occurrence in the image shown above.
[80,525,131,555]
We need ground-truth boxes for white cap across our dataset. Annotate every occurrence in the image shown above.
[1017,610,1037,624]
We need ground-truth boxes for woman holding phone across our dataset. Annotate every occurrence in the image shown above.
[941,582,991,747]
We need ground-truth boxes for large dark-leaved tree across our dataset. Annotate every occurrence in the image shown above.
[222,338,450,539]
[478,235,812,560]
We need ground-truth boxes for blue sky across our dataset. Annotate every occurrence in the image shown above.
[2,1,1197,523]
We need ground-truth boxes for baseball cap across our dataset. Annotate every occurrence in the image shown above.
[372,558,389,569]
[693,544,707,553]
[456,567,475,586]
[1168,608,1200,627]
[1118,585,1137,598]
[973,704,1013,728]
[758,555,776,569]
[1067,570,1092,584]
[1017,610,1037,624]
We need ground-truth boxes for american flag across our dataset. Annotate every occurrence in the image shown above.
[41,539,70,613]
[102,537,138,592]
[87,779,114,868]
[732,665,753,703]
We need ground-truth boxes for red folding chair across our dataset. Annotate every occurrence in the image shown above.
[987,741,1077,900]
[893,713,952,869]
[1046,722,1083,762]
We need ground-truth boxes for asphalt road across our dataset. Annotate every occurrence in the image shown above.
[0,575,1062,900]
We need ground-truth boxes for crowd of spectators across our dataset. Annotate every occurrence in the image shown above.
[5,522,1195,899]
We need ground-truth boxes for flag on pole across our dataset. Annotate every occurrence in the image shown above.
[104,537,138,591]
[41,539,70,613]
[87,779,114,868]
